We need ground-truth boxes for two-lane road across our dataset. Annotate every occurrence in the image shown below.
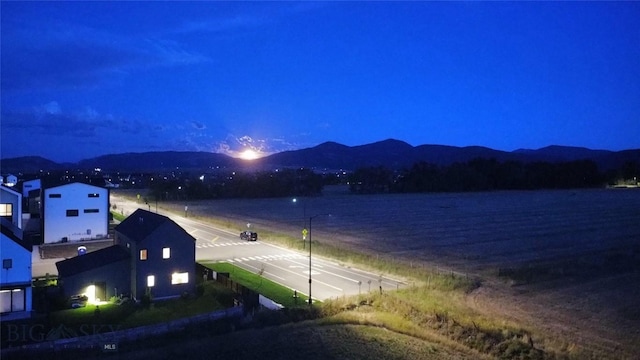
[111,195,404,301]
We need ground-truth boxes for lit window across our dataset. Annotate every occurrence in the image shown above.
[147,275,155,287]
[66,209,79,217]
[140,249,147,260]
[0,204,12,217]
[162,247,170,259]
[171,272,189,285]
[88,193,100,198]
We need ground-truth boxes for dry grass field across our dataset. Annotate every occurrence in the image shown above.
[121,186,640,358]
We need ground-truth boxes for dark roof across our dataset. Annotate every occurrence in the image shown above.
[0,218,31,252]
[56,245,130,278]
[115,209,193,243]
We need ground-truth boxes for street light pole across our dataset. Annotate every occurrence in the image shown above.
[308,213,330,305]
[308,215,312,305]
[293,198,307,249]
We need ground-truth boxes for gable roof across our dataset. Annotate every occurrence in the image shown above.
[44,181,107,192]
[0,218,30,252]
[115,209,194,244]
[0,184,21,197]
[56,245,130,278]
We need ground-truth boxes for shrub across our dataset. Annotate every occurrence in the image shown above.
[141,293,152,308]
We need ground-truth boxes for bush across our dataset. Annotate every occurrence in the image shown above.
[141,293,152,308]
[196,284,205,297]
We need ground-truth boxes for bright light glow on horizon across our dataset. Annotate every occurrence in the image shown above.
[239,149,261,161]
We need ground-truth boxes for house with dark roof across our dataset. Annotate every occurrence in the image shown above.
[1,218,32,320]
[55,209,196,302]
[114,209,196,300]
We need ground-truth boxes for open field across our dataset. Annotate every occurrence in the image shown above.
[117,186,640,357]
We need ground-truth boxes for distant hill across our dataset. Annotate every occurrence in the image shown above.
[2,139,639,173]
[0,156,68,173]
[76,151,248,172]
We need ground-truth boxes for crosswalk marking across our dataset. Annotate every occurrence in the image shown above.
[196,241,260,249]
[222,253,305,263]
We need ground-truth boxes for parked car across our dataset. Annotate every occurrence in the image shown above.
[70,295,88,308]
[240,231,258,241]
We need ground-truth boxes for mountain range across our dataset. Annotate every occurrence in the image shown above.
[2,139,639,173]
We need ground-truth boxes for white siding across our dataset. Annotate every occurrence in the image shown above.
[43,183,108,243]
[0,186,22,229]
[0,233,32,316]
[22,179,41,197]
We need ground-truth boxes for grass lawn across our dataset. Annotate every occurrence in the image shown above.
[48,282,233,330]
[202,261,309,308]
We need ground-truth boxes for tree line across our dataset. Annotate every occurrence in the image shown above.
[144,158,638,200]
[348,158,639,194]
[148,168,324,200]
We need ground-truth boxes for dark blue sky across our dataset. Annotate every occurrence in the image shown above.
[2,1,639,162]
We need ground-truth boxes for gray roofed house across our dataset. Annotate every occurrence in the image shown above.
[114,209,196,300]
[55,209,196,303]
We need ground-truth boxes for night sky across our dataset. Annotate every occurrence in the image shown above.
[1,1,639,163]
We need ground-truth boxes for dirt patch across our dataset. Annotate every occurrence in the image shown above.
[466,272,640,359]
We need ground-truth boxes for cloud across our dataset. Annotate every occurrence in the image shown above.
[1,15,209,92]
[41,101,62,115]
[190,121,207,130]
[143,39,210,66]
[1,102,163,140]
[211,133,302,158]
[175,15,265,35]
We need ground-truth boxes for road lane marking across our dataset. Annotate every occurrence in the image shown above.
[286,258,362,284]
[261,261,342,292]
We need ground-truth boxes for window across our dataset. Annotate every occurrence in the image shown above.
[0,290,11,313]
[162,247,171,259]
[139,249,147,261]
[171,272,189,285]
[48,193,61,198]
[0,204,12,217]
[88,193,100,198]
[2,259,12,269]
[84,209,100,213]
[0,289,25,313]
[66,209,79,217]
[147,275,155,287]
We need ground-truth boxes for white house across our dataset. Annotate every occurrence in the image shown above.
[22,178,41,198]
[0,185,22,229]
[1,219,32,320]
[43,182,109,244]
[3,174,18,187]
